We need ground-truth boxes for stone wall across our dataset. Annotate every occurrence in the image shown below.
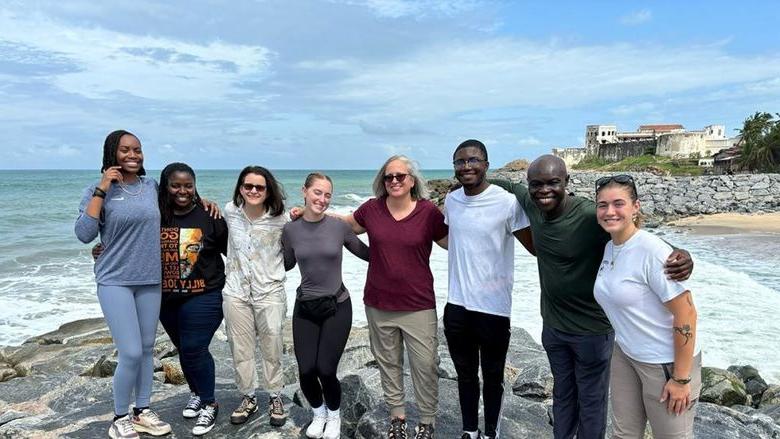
[597,140,655,162]
[489,171,780,221]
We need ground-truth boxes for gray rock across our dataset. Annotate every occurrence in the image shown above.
[695,402,780,438]
[22,318,108,346]
[728,365,769,406]
[760,385,780,407]
[701,367,750,407]
[512,357,554,401]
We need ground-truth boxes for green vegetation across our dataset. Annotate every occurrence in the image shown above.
[738,112,780,172]
[573,154,703,176]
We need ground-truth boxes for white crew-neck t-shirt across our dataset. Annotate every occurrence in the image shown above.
[594,229,700,363]
[444,184,530,317]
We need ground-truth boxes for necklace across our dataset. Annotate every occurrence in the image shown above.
[119,176,144,196]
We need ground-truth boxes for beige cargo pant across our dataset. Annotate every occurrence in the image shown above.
[222,290,287,396]
[610,344,702,439]
[365,306,439,425]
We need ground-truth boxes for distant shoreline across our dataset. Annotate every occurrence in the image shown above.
[668,212,780,235]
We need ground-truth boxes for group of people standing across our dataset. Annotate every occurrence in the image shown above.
[76,130,701,439]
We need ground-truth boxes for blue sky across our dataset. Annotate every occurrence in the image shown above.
[2,0,779,170]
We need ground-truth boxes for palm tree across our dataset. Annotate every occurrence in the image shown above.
[737,112,778,171]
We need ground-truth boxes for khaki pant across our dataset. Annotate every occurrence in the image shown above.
[610,344,702,439]
[222,292,287,396]
[365,306,439,424]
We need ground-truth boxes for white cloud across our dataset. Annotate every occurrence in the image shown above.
[310,39,780,121]
[610,102,656,116]
[334,0,485,19]
[620,9,652,26]
[0,10,274,101]
[518,136,541,146]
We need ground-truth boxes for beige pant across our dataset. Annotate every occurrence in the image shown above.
[222,291,287,396]
[365,305,439,424]
[610,344,702,439]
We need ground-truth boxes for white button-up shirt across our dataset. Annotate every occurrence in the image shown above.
[223,201,288,301]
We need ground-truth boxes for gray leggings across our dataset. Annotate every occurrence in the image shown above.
[97,284,161,415]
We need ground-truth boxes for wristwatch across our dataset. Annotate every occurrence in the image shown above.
[671,375,692,385]
[92,187,107,199]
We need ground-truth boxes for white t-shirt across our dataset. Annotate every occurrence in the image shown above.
[444,184,530,317]
[594,229,700,363]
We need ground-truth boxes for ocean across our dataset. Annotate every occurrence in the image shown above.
[1,169,779,382]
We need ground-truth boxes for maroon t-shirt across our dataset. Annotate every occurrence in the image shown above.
[353,197,448,311]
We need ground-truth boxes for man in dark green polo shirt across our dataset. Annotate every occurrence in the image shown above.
[491,155,692,439]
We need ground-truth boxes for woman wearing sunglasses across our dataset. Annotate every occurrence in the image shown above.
[281,172,370,439]
[222,166,289,428]
[337,155,448,439]
[593,175,701,439]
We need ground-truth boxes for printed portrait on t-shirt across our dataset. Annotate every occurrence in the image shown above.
[179,228,203,278]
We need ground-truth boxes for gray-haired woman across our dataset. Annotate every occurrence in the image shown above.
[338,155,448,439]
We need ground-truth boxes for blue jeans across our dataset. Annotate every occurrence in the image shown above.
[542,325,614,439]
[159,290,224,404]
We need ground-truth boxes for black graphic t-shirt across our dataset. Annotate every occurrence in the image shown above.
[160,205,228,300]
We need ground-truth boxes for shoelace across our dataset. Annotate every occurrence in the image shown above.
[196,406,216,426]
[416,424,433,439]
[389,420,407,439]
[141,410,162,424]
[271,397,284,414]
[116,417,135,435]
[185,395,201,411]
[240,396,255,411]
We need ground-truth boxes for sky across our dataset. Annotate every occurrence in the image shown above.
[2,0,780,170]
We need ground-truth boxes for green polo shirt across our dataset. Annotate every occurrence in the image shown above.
[491,178,613,335]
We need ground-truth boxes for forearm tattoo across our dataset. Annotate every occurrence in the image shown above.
[674,324,693,346]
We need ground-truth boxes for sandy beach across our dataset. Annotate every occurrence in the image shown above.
[669,212,780,234]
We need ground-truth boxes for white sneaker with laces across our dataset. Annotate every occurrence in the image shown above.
[306,405,327,438]
[131,408,172,436]
[108,415,139,439]
[323,408,341,439]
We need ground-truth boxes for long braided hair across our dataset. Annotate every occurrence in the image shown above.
[158,163,202,226]
[101,130,146,176]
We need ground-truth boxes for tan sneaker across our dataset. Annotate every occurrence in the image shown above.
[108,415,139,439]
[230,395,258,424]
[268,394,287,426]
[131,409,172,436]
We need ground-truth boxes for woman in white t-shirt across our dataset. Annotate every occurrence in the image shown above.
[593,175,701,439]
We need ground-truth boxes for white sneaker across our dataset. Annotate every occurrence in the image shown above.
[131,408,172,436]
[183,394,202,418]
[323,409,341,439]
[108,415,139,439]
[306,405,327,438]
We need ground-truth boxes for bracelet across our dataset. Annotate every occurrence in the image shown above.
[671,375,692,385]
[92,187,107,199]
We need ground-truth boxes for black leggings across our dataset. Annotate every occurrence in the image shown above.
[444,303,511,438]
[293,297,352,409]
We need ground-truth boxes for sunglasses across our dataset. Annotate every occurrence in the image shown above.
[595,174,637,193]
[453,157,486,169]
[241,183,267,192]
[383,173,409,183]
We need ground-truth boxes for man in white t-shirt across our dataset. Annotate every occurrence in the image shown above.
[443,140,534,439]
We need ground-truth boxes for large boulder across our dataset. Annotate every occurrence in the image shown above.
[695,402,780,438]
[760,385,780,407]
[23,318,110,346]
[728,365,769,406]
[512,356,554,401]
[701,367,750,407]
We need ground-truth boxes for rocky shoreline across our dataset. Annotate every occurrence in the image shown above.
[428,170,780,226]
[2,318,779,438]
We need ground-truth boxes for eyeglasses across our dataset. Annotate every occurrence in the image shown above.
[383,173,409,183]
[595,174,637,194]
[453,157,486,169]
[241,183,267,193]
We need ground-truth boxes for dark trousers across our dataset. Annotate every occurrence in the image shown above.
[159,290,224,404]
[293,297,352,410]
[542,325,614,439]
[444,303,511,438]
